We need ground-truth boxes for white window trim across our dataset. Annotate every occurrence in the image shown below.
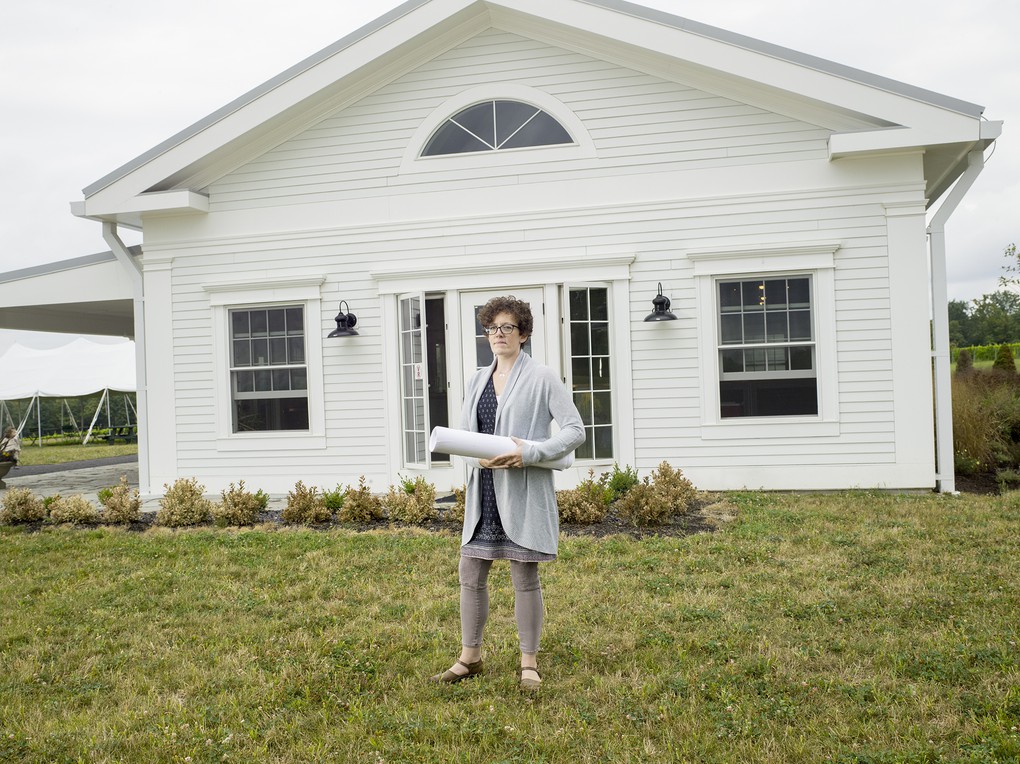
[204,277,326,450]
[399,84,596,174]
[688,244,840,439]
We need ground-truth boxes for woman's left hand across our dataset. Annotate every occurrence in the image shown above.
[480,436,525,469]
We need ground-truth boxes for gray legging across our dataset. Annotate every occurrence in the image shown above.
[459,556,544,654]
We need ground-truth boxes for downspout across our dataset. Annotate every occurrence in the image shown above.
[102,221,150,495]
[927,148,985,494]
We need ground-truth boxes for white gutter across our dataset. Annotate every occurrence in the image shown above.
[927,148,985,494]
[102,221,150,495]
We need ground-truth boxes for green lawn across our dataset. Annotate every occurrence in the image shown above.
[16,442,138,467]
[1,491,1018,763]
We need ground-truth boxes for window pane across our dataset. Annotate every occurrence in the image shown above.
[720,379,817,417]
[593,392,612,425]
[231,312,250,338]
[572,357,592,390]
[251,338,269,366]
[589,289,608,320]
[574,392,593,426]
[250,311,268,337]
[268,309,286,336]
[286,307,303,333]
[495,100,539,146]
[743,313,765,343]
[291,368,307,390]
[500,111,572,149]
[272,369,291,390]
[234,371,254,393]
[232,339,251,366]
[790,346,813,371]
[719,282,741,312]
[570,322,590,356]
[766,347,789,371]
[591,323,610,356]
[764,279,788,309]
[592,357,611,391]
[745,348,767,372]
[288,337,305,364]
[788,278,810,307]
[766,311,789,342]
[451,102,496,147]
[742,281,765,311]
[569,289,588,320]
[234,398,308,432]
[475,337,490,368]
[575,430,594,460]
[423,122,490,155]
[720,314,742,344]
[269,337,287,365]
[720,349,743,373]
[254,370,272,392]
[594,426,613,460]
[789,310,812,340]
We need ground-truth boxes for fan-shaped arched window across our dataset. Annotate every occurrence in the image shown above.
[422,100,573,157]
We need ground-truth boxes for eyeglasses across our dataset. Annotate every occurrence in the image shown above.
[482,324,519,336]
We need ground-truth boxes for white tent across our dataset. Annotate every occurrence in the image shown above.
[0,338,136,444]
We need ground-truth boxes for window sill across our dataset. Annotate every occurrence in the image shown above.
[700,419,839,440]
[215,434,327,451]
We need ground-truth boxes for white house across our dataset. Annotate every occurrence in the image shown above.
[0,0,1000,495]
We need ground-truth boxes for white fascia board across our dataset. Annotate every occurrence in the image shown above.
[493,0,984,134]
[76,190,209,221]
[79,0,484,214]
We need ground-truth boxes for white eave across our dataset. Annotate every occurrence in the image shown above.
[74,0,997,224]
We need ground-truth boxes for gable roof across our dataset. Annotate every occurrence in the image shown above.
[73,0,999,226]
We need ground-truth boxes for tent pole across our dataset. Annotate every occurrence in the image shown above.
[37,394,42,448]
[82,389,108,446]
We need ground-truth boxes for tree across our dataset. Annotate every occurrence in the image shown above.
[998,242,1019,289]
[993,344,1018,377]
[947,299,974,347]
[968,290,1020,345]
[956,348,975,376]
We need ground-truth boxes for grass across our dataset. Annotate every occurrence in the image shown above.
[1,491,1018,763]
[16,442,138,467]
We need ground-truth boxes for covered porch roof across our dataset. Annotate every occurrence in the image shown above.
[0,249,136,337]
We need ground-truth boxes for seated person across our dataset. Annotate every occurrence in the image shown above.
[0,427,20,463]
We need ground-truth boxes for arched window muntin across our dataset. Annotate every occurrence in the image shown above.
[421,99,574,157]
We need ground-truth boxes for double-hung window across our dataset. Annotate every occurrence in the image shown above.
[567,286,614,460]
[717,276,816,418]
[229,306,309,431]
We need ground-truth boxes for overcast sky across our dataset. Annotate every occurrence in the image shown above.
[1,0,1016,351]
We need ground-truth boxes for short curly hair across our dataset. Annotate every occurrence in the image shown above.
[477,295,534,338]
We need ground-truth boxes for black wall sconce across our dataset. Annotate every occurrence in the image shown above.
[643,283,677,321]
[328,300,359,337]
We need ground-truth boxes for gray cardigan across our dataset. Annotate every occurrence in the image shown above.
[460,352,585,555]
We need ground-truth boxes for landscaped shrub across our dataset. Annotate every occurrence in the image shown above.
[615,461,697,526]
[382,475,437,523]
[993,344,1018,377]
[156,478,213,527]
[607,463,640,501]
[281,481,331,525]
[955,348,975,376]
[212,480,265,527]
[557,469,612,524]
[952,372,1020,474]
[47,494,101,525]
[338,476,383,523]
[101,475,141,524]
[0,487,46,524]
[321,484,347,512]
[447,484,466,524]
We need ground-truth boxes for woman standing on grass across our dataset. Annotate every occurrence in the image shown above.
[430,295,584,692]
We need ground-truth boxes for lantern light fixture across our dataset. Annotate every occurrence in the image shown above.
[328,300,359,337]
[643,282,678,322]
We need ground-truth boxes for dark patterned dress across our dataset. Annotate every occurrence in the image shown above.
[461,376,556,562]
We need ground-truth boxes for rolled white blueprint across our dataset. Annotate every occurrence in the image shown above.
[429,426,574,470]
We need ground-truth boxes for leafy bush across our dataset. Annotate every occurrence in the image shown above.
[557,469,613,524]
[0,487,46,524]
[993,344,1018,377]
[607,463,640,501]
[281,481,331,525]
[156,477,213,527]
[101,475,141,524]
[321,484,347,511]
[382,475,437,523]
[212,480,264,527]
[446,484,466,524]
[615,461,696,526]
[338,476,383,523]
[47,494,101,525]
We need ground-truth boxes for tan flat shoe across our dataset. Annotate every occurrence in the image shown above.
[429,659,483,684]
[519,666,541,692]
